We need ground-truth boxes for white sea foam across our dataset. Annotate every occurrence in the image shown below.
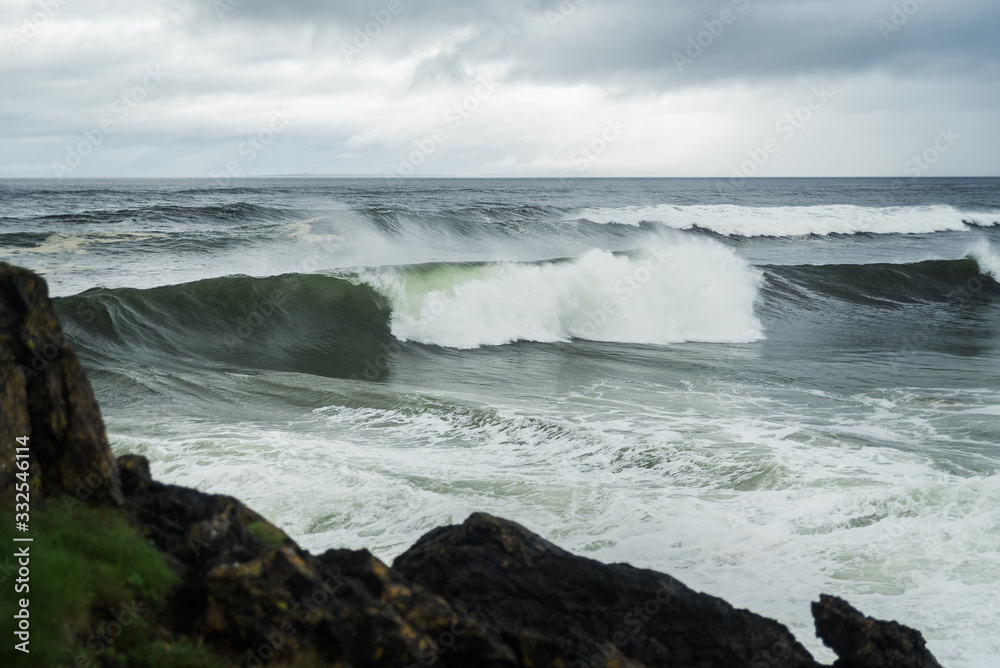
[115,382,1000,668]
[365,238,764,348]
[969,240,1000,280]
[574,204,996,237]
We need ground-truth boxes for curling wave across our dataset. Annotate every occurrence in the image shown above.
[365,241,764,348]
[54,242,999,379]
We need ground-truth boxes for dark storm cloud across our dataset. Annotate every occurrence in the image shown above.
[196,0,1000,87]
[1,0,997,176]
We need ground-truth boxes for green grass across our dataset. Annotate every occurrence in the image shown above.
[0,501,225,668]
[0,501,335,667]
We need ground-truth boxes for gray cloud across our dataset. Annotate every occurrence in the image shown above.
[0,0,997,176]
[203,0,1000,83]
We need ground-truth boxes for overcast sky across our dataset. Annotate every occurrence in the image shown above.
[1,0,998,178]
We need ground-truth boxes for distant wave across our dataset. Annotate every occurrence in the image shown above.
[33,202,304,226]
[764,255,1000,310]
[4,229,269,256]
[10,202,999,267]
[573,204,999,237]
[0,231,50,249]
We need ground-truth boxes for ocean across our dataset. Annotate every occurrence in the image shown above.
[2,177,999,665]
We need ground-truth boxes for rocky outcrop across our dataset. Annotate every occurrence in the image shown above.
[0,262,121,505]
[812,595,944,668]
[0,262,947,667]
[393,512,821,668]
[117,453,516,666]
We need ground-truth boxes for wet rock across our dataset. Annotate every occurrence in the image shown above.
[0,262,121,505]
[119,455,516,667]
[812,594,944,668]
[394,512,823,668]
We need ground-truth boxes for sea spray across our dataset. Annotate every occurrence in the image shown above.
[969,241,1000,281]
[365,238,764,348]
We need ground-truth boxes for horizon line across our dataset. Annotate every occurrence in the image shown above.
[1,174,999,180]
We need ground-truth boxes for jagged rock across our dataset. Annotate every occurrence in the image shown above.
[0,262,121,505]
[0,345,29,496]
[119,454,516,667]
[393,512,823,668]
[812,595,944,668]
[316,547,517,667]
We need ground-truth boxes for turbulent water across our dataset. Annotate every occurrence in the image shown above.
[2,177,999,665]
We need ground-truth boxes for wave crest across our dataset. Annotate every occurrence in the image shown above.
[969,242,1000,281]
[366,239,765,348]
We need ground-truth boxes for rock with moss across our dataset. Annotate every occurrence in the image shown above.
[0,262,122,505]
[118,452,516,666]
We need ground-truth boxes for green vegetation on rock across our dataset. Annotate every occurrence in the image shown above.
[247,520,286,547]
[0,501,224,668]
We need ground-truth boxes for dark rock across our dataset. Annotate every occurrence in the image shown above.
[119,455,516,666]
[812,595,944,668]
[0,262,121,505]
[118,453,152,495]
[394,512,822,668]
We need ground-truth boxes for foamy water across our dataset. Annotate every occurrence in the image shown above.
[105,379,1000,666]
[970,241,1000,280]
[366,238,763,348]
